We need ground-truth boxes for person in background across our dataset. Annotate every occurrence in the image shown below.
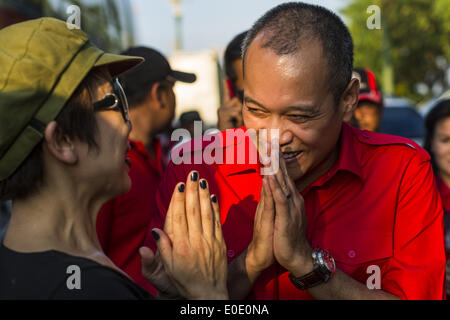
[424,98,450,298]
[96,46,196,294]
[218,31,247,131]
[0,18,227,300]
[350,68,383,132]
[179,110,202,139]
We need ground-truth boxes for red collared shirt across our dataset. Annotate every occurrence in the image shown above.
[97,139,165,295]
[154,123,446,300]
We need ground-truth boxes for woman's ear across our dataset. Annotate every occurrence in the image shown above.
[44,121,78,165]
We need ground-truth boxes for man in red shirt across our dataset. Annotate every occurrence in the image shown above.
[150,3,446,299]
[96,47,196,294]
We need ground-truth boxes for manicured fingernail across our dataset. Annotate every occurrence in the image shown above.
[211,194,217,203]
[191,171,198,181]
[178,183,185,192]
[200,179,207,189]
[151,230,159,241]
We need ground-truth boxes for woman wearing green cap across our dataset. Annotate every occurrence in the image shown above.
[0,18,228,299]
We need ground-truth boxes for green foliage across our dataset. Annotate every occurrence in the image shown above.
[342,0,450,103]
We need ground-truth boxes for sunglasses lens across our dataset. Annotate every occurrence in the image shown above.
[114,79,130,122]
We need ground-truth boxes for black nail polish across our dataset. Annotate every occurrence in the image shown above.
[191,171,198,181]
[178,183,185,192]
[200,179,207,189]
[151,230,159,241]
[211,194,217,203]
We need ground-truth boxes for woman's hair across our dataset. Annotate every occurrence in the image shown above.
[424,99,450,173]
[0,67,110,202]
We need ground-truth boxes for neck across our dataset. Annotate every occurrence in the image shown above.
[4,176,105,257]
[295,146,339,193]
[439,170,450,188]
[129,106,155,146]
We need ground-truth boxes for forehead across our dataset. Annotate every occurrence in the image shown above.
[243,34,330,109]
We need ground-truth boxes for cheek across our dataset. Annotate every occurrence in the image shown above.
[433,141,450,158]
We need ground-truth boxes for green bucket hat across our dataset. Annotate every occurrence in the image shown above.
[0,17,144,180]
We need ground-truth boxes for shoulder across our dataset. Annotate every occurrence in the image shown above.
[346,124,430,164]
[50,260,151,300]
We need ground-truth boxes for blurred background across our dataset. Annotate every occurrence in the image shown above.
[0,0,449,140]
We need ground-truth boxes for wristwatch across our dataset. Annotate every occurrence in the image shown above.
[288,248,336,290]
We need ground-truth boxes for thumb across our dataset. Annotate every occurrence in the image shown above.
[139,246,157,274]
[151,228,173,271]
[222,79,232,104]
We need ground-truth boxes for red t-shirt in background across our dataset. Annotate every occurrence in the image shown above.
[97,139,165,295]
[152,123,446,300]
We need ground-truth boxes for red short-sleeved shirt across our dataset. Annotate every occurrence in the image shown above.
[97,139,165,295]
[153,123,446,300]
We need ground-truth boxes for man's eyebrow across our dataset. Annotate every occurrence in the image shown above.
[285,105,319,114]
[244,96,268,111]
[244,96,318,114]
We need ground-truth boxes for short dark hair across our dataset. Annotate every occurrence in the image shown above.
[0,68,107,202]
[224,31,247,83]
[242,2,354,103]
[424,99,450,173]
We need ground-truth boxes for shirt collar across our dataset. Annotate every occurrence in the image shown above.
[307,122,363,189]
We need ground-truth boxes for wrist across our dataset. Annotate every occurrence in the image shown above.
[288,246,314,277]
[244,248,264,283]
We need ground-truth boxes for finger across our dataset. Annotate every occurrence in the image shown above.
[229,97,243,109]
[273,148,290,198]
[199,179,214,238]
[222,79,231,104]
[185,170,203,236]
[260,176,275,231]
[254,178,265,227]
[169,182,188,240]
[163,183,177,237]
[210,194,223,241]
[268,174,290,216]
[139,246,160,279]
[151,228,173,272]
[278,155,304,210]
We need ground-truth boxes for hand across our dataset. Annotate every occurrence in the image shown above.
[268,156,313,276]
[140,247,181,299]
[246,176,276,282]
[217,79,243,131]
[151,171,228,300]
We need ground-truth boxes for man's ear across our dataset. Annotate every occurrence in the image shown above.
[150,82,164,107]
[339,78,359,120]
[44,121,78,165]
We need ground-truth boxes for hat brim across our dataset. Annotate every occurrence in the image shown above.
[94,53,144,78]
[170,70,197,83]
[358,92,382,105]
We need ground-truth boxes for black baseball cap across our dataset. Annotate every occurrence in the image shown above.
[120,46,196,84]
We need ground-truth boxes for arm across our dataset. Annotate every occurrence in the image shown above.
[270,153,445,300]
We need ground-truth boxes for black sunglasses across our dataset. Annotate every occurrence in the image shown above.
[93,78,130,122]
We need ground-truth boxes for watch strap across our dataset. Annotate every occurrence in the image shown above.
[288,268,326,290]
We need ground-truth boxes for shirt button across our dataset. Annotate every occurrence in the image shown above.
[227,250,235,258]
[348,250,356,258]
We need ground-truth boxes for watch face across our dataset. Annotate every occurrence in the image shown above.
[321,249,336,273]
